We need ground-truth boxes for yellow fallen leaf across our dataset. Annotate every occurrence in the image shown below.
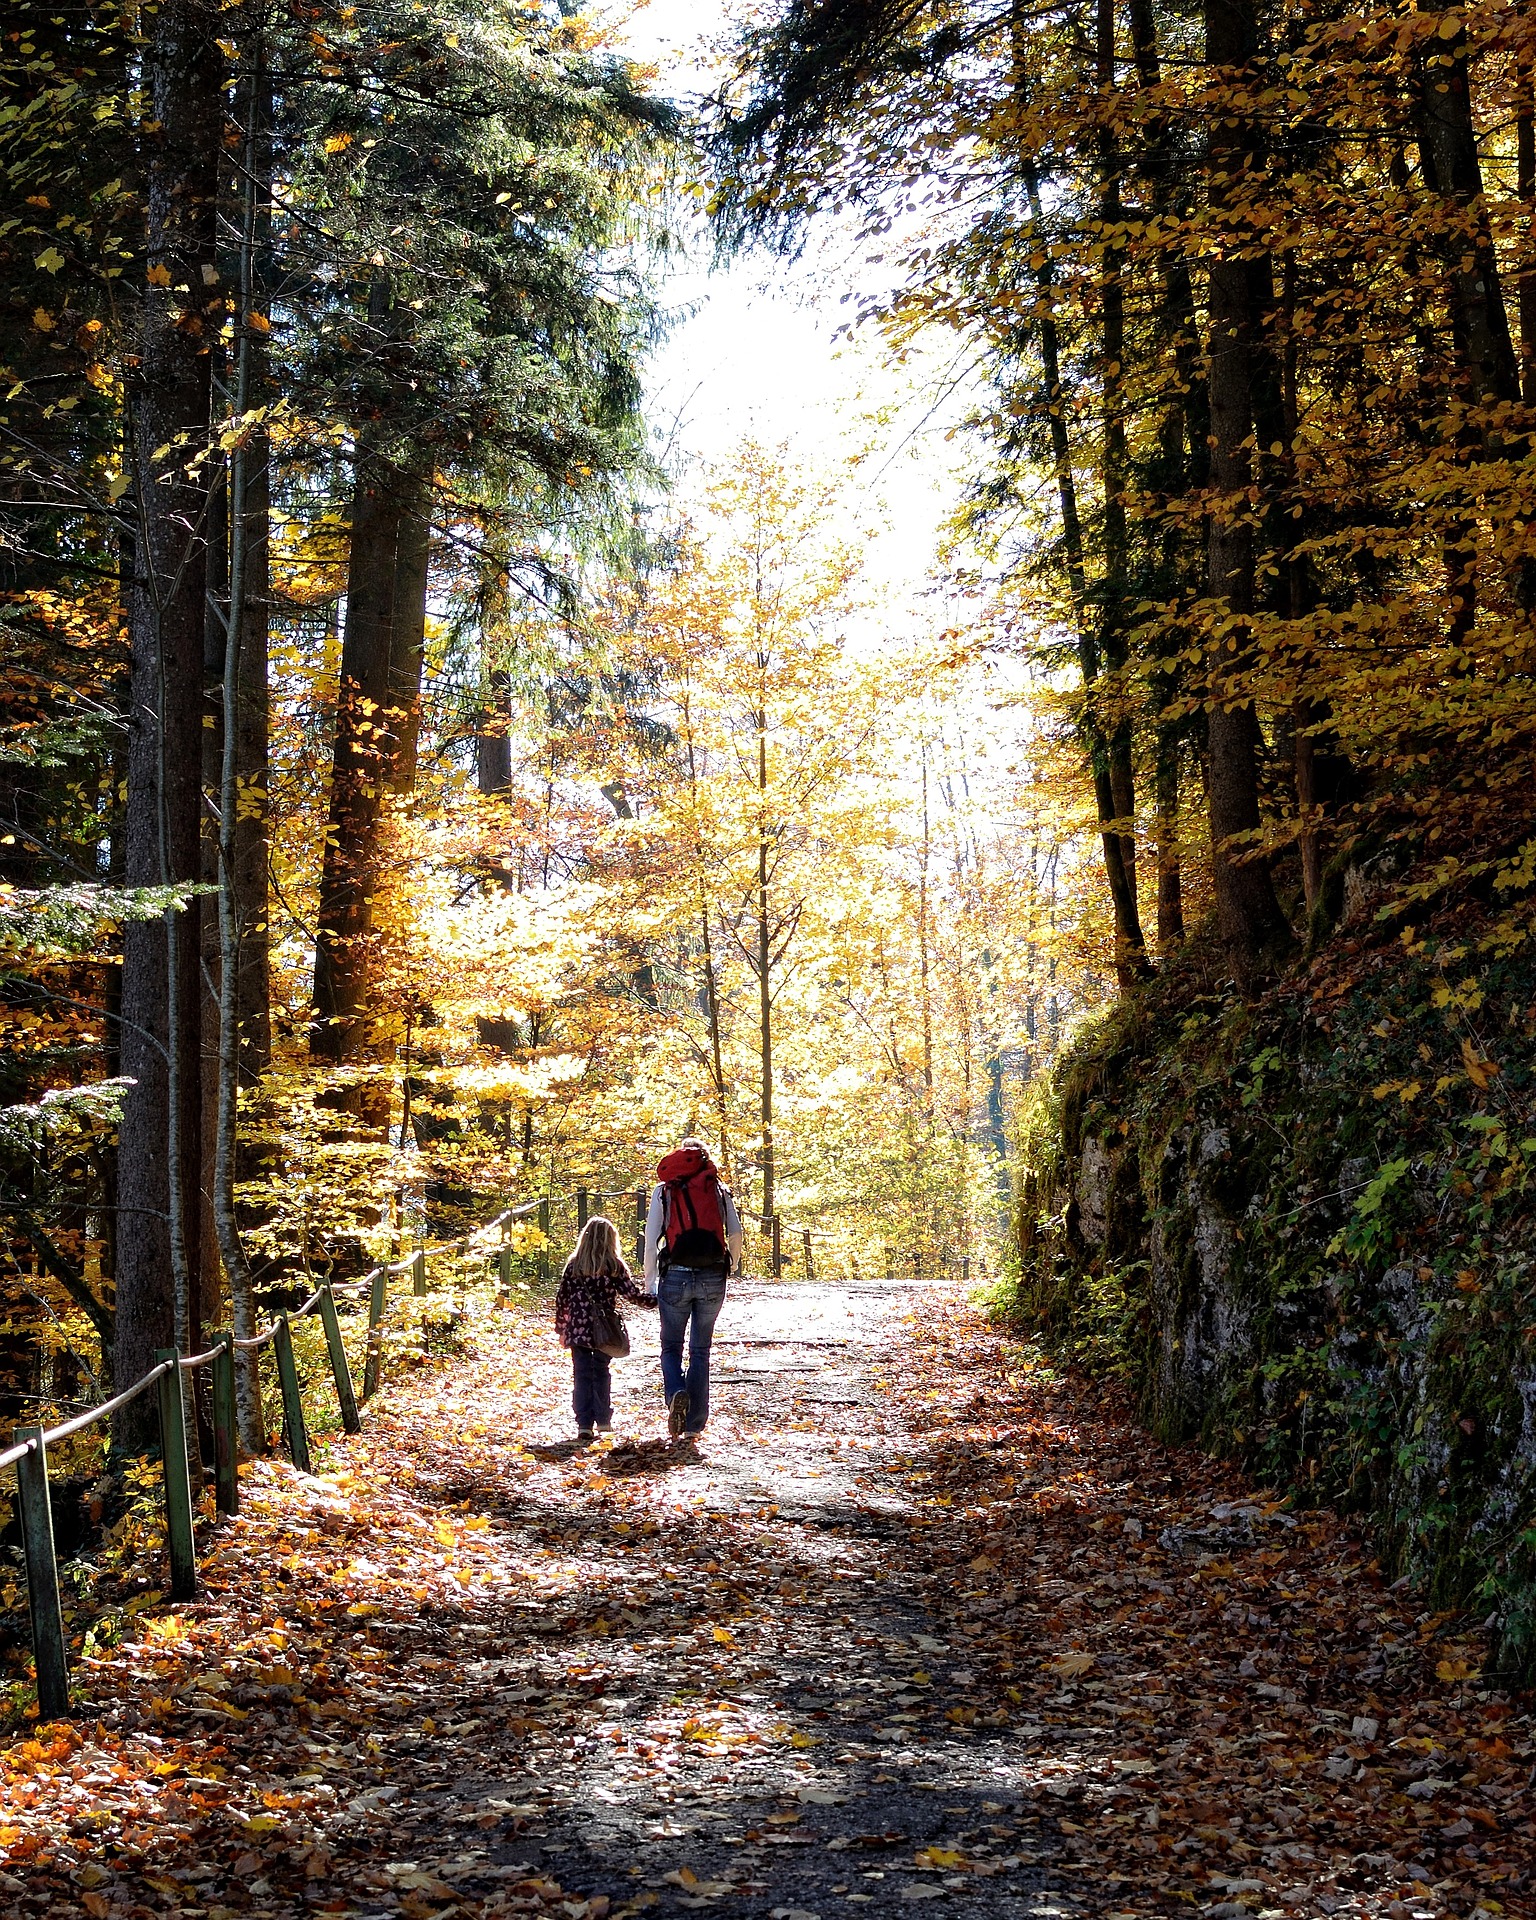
[789,1730,822,1748]
[1436,1657,1479,1682]
[1461,1037,1495,1088]
[711,1626,735,1644]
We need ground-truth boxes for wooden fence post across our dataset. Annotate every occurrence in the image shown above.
[961,1254,971,1286]
[884,1246,893,1282]
[362,1267,387,1400]
[771,1215,782,1278]
[634,1187,646,1269]
[803,1230,814,1282]
[412,1248,430,1354]
[154,1354,197,1600]
[212,1334,239,1514]
[576,1186,588,1230]
[13,1427,68,1720]
[497,1242,513,1292]
[538,1196,550,1284]
[317,1286,361,1433]
[912,1247,922,1281]
[272,1318,311,1473]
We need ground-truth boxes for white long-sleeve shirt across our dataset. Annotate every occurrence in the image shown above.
[643,1181,743,1291]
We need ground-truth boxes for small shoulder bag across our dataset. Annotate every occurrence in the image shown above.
[591,1278,630,1359]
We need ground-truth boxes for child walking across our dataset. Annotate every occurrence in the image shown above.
[554,1216,656,1441]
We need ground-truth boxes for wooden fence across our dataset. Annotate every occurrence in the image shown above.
[2,1200,538,1720]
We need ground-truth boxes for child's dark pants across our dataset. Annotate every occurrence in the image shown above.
[571,1346,612,1430]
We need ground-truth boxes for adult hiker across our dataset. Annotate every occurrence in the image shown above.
[555,1215,657,1443]
[643,1137,743,1439]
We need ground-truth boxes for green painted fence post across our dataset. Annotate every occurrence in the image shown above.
[362,1266,387,1400]
[154,1354,198,1601]
[412,1250,430,1356]
[317,1286,360,1433]
[212,1334,239,1515]
[13,1427,68,1720]
[272,1318,311,1472]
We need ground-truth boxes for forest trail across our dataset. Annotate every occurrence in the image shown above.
[6,1282,1529,1920]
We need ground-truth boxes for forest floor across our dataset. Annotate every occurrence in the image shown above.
[3,1277,1531,1920]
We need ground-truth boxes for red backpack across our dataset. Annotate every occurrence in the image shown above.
[657,1145,728,1269]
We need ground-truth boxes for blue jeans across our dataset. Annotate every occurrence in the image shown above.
[571,1347,611,1430]
[657,1266,727,1433]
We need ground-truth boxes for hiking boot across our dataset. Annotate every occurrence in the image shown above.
[576,1428,594,1444]
[668,1390,691,1439]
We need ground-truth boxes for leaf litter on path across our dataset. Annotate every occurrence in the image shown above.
[0,1279,1529,1920]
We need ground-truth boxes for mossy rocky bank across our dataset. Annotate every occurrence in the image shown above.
[1011,884,1536,1680]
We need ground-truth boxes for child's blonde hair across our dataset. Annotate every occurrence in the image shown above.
[566,1215,631,1281]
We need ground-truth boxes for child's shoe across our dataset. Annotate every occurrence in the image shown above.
[576,1427,595,1444]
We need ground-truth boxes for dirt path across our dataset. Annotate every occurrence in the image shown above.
[6,1279,1531,1920]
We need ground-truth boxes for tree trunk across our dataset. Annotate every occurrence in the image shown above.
[1016,140,1149,985]
[198,411,227,1372]
[1153,721,1185,949]
[311,444,406,1065]
[757,717,774,1228]
[1097,0,1139,914]
[115,0,221,1447]
[1519,63,1536,407]
[700,908,732,1184]
[681,703,732,1182]
[1414,20,1524,625]
[211,42,271,1454]
[386,482,432,795]
[477,673,513,796]
[1200,0,1295,976]
[918,752,935,1119]
[1415,23,1520,416]
[236,410,272,1079]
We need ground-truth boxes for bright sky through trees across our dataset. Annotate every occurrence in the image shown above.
[610,0,976,625]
